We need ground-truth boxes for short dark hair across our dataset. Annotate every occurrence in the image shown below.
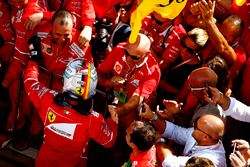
[185,156,215,167]
[130,122,156,151]
[51,10,75,26]
[206,56,230,93]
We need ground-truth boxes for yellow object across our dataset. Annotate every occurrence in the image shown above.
[129,0,187,43]
[235,0,245,6]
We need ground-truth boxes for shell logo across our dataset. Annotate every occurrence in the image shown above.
[115,64,121,72]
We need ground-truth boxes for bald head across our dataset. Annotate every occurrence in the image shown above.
[189,67,218,87]
[126,33,151,56]
[198,114,224,140]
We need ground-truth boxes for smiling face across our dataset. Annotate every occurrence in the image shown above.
[51,17,73,46]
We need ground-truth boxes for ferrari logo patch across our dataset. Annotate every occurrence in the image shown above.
[48,111,56,123]
[76,87,84,96]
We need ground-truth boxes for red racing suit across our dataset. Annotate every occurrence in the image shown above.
[3,0,48,88]
[24,61,118,167]
[0,0,15,62]
[97,43,161,129]
[2,1,49,133]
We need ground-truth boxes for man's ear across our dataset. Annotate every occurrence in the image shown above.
[72,15,76,28]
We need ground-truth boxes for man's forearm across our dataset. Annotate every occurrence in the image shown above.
[205,20,236,65]
[218,93,231,110]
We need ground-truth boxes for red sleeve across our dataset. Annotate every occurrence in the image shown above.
[97,44,124,74]
[92,0,122,18]
[23,61,55,113]
[0,0,15,61]
[230,45,246,80]
[72,30,94,63]
[162,25,186,63]
[2,29,31,87]
[43,11,54,21]
[89,112,118,147]
[81,0,95,27]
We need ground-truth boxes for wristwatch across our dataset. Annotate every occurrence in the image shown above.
[150,113,158,122]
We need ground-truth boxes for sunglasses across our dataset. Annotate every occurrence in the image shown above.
[180,40,197,55]
[193,120,214,139]
[124,50,141,60]
[189,83,208,91]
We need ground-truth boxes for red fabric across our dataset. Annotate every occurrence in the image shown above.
[2,2,48,135]
[141,16,186,64]
[230,2,250,57]
[229,44,246,81]
[92,0,123,18]
[129,145,157,167]
[43,11,54,20]
[0,0,15,62]
[97,43,161,128]
[3,2,48,88]
[97,43,161,100]
[24,61,118,167]
[202,42,246,81]
[66,0,95,29]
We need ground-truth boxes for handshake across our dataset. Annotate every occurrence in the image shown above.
[28,34,42,62]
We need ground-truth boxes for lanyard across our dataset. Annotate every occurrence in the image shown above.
[125,159,132,167]
[124,66,139,90]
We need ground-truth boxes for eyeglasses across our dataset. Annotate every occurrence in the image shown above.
[193,120,214,139]
[189,83,208,92]
[124,49,142,60]
[180,40,197,55]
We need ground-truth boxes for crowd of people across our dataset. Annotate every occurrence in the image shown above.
[0,0,249,166]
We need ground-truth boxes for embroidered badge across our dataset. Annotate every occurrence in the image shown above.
[48,111,56,123]
[114,61,122,74]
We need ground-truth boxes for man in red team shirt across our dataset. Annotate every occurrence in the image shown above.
[97,33,160,166]
[1,9,92,149]
[23,57,118,167]
[195,0,246,82]
[98,33,161,130]
[122,121,157,167]
[0,0,49,149]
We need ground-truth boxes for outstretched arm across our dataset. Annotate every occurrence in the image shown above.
[199,0,236,66]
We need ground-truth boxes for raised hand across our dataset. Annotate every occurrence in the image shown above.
[163,99,183,114]
[198,0,215,23]
[78,26,92,48]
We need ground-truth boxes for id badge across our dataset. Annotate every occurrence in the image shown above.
[117,89,127,104]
